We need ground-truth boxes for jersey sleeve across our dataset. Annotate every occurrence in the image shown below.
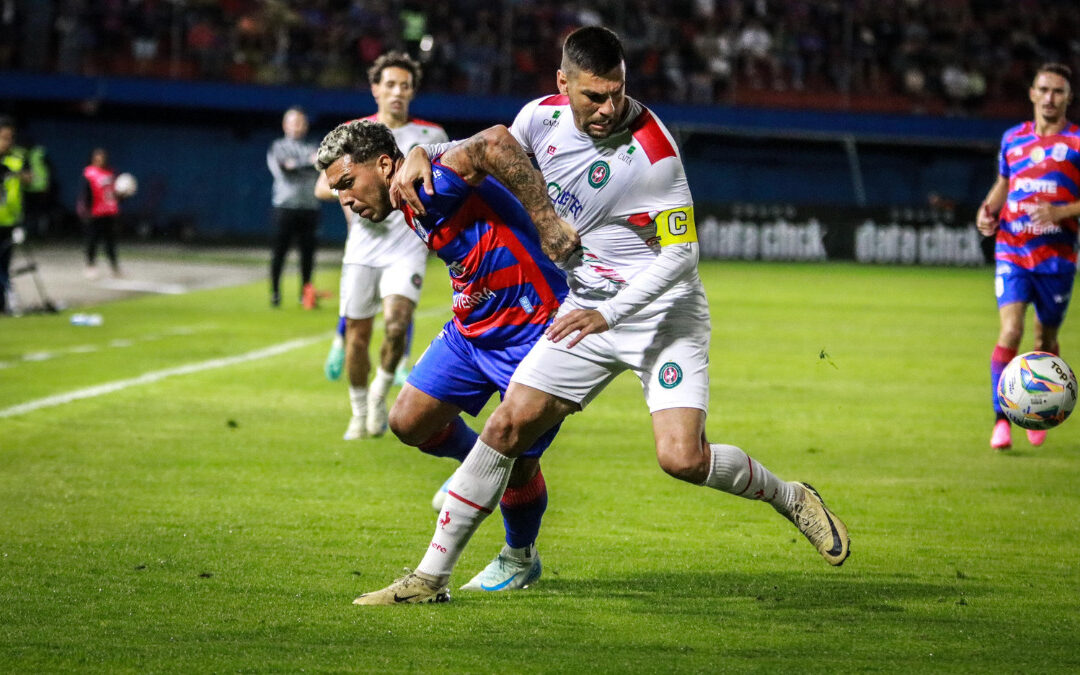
[509,98,543,156]
[998,130,1010,178]
[617,155,697,246]
[415,161,472,231]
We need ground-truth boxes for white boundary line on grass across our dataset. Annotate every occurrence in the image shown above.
[0,334,328,419]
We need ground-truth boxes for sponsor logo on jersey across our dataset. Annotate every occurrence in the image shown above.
[453,287,496,310]
[587,160,611,188]
[618,145,635,165]
[519,296,535,313]
[1052,143,1069,162]
[547,181,584,218]
[543,118,560,127]
[447,260,466,278]
[1015,177,1057,194]
[658,362,683,389]
[1031,146,1046,164]
[547,145,557,155]
[553,110,561,119]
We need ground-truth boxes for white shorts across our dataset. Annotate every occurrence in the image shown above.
[339,257,426,320]
[510,296,711,413]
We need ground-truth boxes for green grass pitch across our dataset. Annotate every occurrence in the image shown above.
[1,256,1078,672]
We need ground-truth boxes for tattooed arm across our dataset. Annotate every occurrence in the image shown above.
[439,125,579,263]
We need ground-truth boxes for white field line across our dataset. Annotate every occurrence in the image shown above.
[0,325,215,370]
[0,334,327,419]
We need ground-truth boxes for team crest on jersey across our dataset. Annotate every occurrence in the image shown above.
[1052,143,1069,162]
[587,160,611,188]
[659,362,683,389]
[1031,146,1046,164]
[447,260,466,278]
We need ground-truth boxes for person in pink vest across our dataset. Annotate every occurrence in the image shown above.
[78,148,122,279]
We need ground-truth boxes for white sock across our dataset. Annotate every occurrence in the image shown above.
[417,440,513,580]
[348,386,367,419]
[703,444,795,511]
[369,367,394,400]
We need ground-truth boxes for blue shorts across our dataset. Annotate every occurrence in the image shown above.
[995,262,1075,327]
[406,324,559,459]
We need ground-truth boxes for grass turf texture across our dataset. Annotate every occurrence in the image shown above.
[1,257,1078,672]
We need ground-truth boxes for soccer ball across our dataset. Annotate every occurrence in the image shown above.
[996,352,1078,430]
[114,172,138,198]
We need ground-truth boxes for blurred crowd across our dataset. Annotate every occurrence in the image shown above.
[4,0,1080,115]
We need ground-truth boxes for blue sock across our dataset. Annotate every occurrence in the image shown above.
[418,416,477,462]
[500,469,547,549]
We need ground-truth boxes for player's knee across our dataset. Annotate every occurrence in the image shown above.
[387,405,424,446]
[999,324,1024,347]
[655,439,708,483]
[383,317,409,345]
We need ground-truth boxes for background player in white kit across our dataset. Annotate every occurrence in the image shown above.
[356,26,850,604]
[315,52,448,440]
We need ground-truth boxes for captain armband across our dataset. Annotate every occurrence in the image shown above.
[655,206,697,246]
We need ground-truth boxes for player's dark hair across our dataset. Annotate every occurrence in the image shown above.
[562,26,625,76]
[1035,62,1073,87]
[0,115,14,131]
[315,120,402,171]
[367,51,421,88]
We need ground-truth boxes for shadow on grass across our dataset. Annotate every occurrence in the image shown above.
[518,569,980,613]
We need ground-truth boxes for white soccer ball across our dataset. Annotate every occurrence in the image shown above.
[997,352,1078,430]
[114,172,138,198]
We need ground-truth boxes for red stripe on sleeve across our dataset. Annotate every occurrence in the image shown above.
[539,94,569,106]
[629,109,676,164]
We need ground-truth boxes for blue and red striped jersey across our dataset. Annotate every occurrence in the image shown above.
[401,161,568,347]
[996,120,1080,273]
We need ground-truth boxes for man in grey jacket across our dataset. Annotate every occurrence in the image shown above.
[267,106,321,308]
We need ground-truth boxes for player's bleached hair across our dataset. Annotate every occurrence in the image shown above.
[1035,62,1073,88]
[315,120,402,171]
[562,26,625,76]
[368,51,422,88]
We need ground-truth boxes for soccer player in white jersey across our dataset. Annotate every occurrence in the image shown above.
[315,52,449,440]
[355,26,849,605]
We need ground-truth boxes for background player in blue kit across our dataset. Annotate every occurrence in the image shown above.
[315,120,578,595]
[976,62,1080,450]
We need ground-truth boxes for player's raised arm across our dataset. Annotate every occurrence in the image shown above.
[440,125,579,263]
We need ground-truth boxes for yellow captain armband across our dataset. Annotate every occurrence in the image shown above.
[655,205,697,245]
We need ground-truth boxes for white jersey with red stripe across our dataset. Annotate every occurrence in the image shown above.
[343,117,449,266]
[509,94,702,312]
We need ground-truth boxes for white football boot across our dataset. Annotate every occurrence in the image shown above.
[460,544,542,591]
[343,415,367,441]
[366,394,388,437]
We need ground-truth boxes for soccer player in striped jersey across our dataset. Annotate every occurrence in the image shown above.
[315,52,449,441]
[977,62,1080,451]
[355,26,849,605]
[316,119,577,601]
